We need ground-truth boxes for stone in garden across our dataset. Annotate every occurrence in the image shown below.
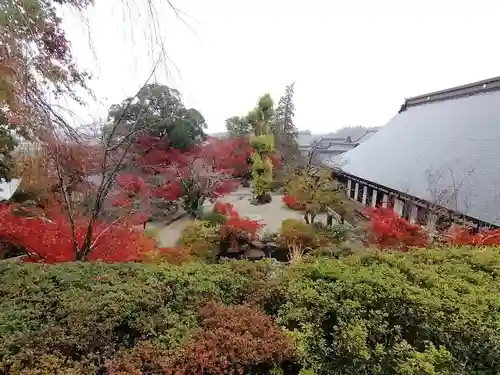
[244,248,265,260]
[251,240,265,249]
[265,242,279,249]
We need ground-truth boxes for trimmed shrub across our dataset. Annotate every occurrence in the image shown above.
[280,220,346,250]
[251,152,273,198]
[146,246,191,265]
[169,302,295,374]
[279,219,315,249]
[178,220,219,260]
[1,247,500,374]
[109,302,295,375]
[278,246,500,374]
[0,261,280,374]
[250,134,275,154]
[311,222,349,245]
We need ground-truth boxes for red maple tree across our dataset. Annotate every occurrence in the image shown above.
[447,227,500,246]
[0,204,154,263]
[364,207,429,251]
[282,195,305,210]
[214,202,263,249]
[133,137,241,218]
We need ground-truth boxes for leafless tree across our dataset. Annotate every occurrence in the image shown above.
[423,165,477,236]
[24,64,163,260]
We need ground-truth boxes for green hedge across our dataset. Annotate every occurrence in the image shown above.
[1,247,500,374]
[279,247,500,375]
[0,261,281,374]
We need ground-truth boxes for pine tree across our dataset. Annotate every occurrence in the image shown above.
[247,94,275,204]
[275,82,301,167]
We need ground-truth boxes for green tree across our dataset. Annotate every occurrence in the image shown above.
[225,116,252,137]
[107,83,207,150]
[248,94,275,203]
[285,169,347,224]
[275,82,301,167]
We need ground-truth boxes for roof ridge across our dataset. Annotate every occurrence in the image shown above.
[400,76,500,112]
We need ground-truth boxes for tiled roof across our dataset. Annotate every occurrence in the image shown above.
[326,76,500,225]
[354,130,378,143]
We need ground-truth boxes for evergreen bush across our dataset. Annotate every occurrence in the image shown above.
[1,247,500,374]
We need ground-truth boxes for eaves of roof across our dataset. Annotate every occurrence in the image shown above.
[328,76,500,226]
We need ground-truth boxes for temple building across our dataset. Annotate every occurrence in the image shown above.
[323,76,500,229]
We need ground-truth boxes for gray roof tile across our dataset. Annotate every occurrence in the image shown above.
[329,83,500,225]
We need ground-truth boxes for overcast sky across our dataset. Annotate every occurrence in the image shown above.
[62,0,500,133]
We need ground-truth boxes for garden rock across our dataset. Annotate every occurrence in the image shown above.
[244,248,265,260]
[251,240,265,249]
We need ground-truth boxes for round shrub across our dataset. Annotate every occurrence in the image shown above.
[279,219,315,249]
[178,220,219,260]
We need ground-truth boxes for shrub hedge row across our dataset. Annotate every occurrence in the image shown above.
[1,246,500,374]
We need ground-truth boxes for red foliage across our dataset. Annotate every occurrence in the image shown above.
[282,195,305,211]
[107,303,294,375]
[214,179,239,197]
[115,173,149,196]
[223,216,262,242]
[111,173,152,225]
[364,207,429,251]
[0,204,155,263]
[270,153,281,170]
[447,227,500,246]
[152,177,237,207]
[135,135,251,179]
[214,202,263,247]
[169,302,295,374]
[136,137,240,207]
[214,202,238,217]
[202,136,253,178]
[152,181,183,201]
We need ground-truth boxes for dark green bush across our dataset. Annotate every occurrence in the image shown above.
[278,246,500,374]
[1,247,500,374]
[0,261,279,374]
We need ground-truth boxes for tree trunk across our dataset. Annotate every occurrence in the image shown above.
[75,249,86,261]
[327,214,333,227]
